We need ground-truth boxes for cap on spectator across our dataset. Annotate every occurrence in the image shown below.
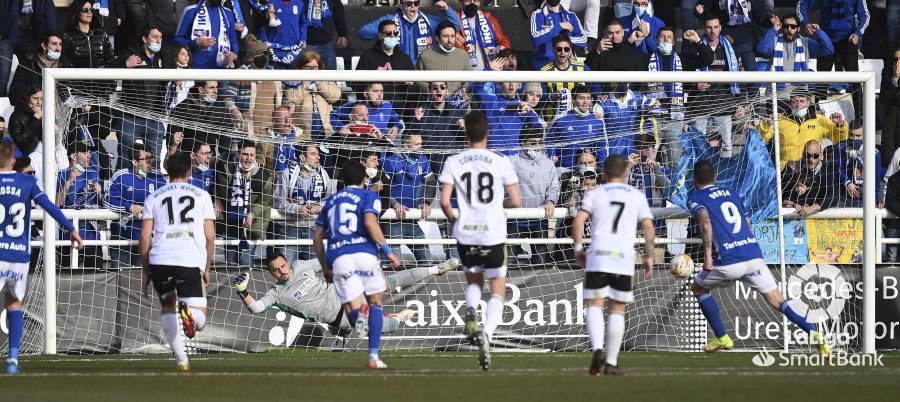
[523,82,542,96]
[67,140,94,154]
[243,34,269,58]
[790,85,813,99]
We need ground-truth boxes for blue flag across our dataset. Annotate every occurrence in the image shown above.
[668,127,778,223]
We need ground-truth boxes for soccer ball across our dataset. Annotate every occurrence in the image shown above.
[670,254,695,279]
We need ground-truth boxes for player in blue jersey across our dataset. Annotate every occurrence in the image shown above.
[688,160,831,357]
[313,162,400,369]
[0,142,84,374]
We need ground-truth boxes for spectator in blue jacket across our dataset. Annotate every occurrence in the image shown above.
[831,119,883,207]
[257,0,308,69]
[104,142,168,267]
[358,0,461,66]
[0,0,56,96]
[547,85,608,169]
[174,0,240,69]
[756,13,834,72]
[797,0,869,75]
[597,83,659,157]
[57,141,103,268]
[382,132,436,266]
[621,0,666,55]
[332,83,403,145]
[473,81,541,155]
[530,0,588,69]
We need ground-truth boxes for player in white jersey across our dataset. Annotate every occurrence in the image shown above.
[572,154,655,376]
[439,111,521,371]
[139,152,216,372]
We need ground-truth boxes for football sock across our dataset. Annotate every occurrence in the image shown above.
[466,283,481,310]
[348,308,360,327]
[386,267,432,289]
[696,293,727,338]
[161,312,188,363]
[484,294,503,338]
[605,312,625,366]
[585,306,605,352]
[368,305,384,356]
[382,316,400,333]
[190,308,206,331]
[780,300,816,333]
[7,309,23,361]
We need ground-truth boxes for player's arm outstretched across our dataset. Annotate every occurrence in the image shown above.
[232,273,268,314]
[640,218,655,277]
[695,208,715,272]
[34,192,84,251]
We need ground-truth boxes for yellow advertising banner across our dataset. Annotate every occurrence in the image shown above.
[806,219,864,264]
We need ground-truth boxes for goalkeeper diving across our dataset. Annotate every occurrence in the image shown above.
[233,250,458,336]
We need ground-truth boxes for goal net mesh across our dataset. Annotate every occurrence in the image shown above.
[3,69,869,355]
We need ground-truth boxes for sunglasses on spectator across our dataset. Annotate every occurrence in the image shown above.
[80,7,93,13]
[783,24,798,29]
[402,1,420,7]
[555,46,571,53]
[381,30,400,37]
[432,84,447,90]
[805,152,820,159]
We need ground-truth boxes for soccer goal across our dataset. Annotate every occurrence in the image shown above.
[11,68,878,357]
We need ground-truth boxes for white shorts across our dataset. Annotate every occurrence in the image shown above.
[694,258,778,294]
[464,265,508,279]
[331,253,386,304]
[0,261,29,301]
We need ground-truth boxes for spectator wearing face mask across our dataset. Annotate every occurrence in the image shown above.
[381,132,436,266]
[358,0,461,66]
[508,126,559,265]
[173,0,240,69]
[169,80,236,156]
[9,32,73,104]
[621,0,666,55]
[111,23,168,173]
[57,141,103,268]
[831,119,882,208]
[355,20,417,115]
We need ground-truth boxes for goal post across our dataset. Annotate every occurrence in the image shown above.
[36,68,878,355]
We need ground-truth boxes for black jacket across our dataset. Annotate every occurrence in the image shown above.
[111,45,167,112]
[8,109,41,156]
[8,55,75,104]
[169,94,235,154]
[886,173,900,229]
[881,66,900,111]
[355,44,417,107]
[95,0,127,37]
[61,28,117,68]
[307,0,348,45]
[585,42,646,93]
[781,162,844,211]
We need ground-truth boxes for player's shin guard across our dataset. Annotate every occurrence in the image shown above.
[605,313,625,366]
[6,309,23,362]
[466,283,482,310]
[696,293,727,338]
[780,300,816,333]
[484,294,503,338]
[368,305,384,357]
[161,312,188,363]
[585,306,605,352]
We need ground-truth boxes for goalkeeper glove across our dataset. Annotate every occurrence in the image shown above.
[234,272,250,299]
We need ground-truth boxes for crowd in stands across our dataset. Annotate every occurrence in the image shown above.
[2,0,899,266]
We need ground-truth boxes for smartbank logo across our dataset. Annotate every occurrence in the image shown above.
[751,347,885,367]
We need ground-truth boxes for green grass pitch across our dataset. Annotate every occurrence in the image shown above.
[2,351,899,401]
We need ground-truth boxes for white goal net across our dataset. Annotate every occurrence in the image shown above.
[1,68,878,356]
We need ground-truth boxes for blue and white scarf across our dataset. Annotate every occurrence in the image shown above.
[647,50,683,103]
[306,0,332,28]
[393,9,434,59]
[273,128,298,173]
[772,35,807,72]
[461,11,499,67]
[21,0,33,14]
[191,0,232,67]
[627,7,654,47]
[719,0,751,26]
[700,34,741,94]
[93,0,109,17]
